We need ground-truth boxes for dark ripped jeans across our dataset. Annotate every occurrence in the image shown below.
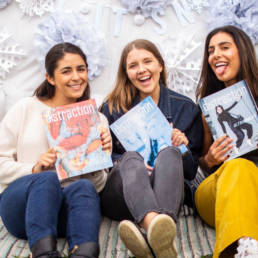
[100,146,184,223]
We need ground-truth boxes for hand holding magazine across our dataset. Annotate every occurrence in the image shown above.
[42,99,113,180]
[110,96,188,167]
[199,80,258,160]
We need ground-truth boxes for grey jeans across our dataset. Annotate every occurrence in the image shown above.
[100,146,184,223]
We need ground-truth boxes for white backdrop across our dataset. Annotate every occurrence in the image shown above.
[0,0,257,120]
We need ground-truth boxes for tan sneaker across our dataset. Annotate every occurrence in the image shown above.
[118,220,154,258]
[147,214,177,258]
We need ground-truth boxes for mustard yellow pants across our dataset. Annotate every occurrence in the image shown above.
[195,158,258,258]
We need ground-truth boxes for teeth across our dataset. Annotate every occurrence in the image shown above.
[139,76,151,81]
[215,62,227,67]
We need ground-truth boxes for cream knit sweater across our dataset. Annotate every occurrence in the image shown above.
[0,96,110,194]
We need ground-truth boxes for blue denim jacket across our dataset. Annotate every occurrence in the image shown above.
[100,84,204,180]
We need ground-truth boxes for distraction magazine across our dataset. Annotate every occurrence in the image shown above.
[199,80,258,160]
[110,96,187,167]
[42,99,113,180]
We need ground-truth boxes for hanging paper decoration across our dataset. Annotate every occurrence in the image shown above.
[207,0,258,44]
[160,34,202,94]
[186,0,209,14]
[120,0,170,28]
[16,0,55,17]
[0,27,26,81]
[0,0,12,9]
[120,0,170,17]
[34,11,108,80]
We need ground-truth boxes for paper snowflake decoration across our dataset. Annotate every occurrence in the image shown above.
[207,0,258,44]
[120,0,170,26]
[0,0,13,9]
[186,0,209,14]
[120,0,170,17]
[0,27,26,81]
[160,35,202,94]
[16,0,55,16]
[34,11,108,80]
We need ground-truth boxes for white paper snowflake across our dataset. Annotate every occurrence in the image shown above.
[0,27,26,81]
[0,0,13,9]
[120,0,170,17]
[207,0,258,44]
[186,0,209,14]
[16,0,55,17]
[34,11,108,80]
[160,34,202,94]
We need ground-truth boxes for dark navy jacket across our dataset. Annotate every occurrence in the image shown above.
[100,84,204,180]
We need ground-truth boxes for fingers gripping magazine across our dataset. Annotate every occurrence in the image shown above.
[110,96,187,167]
[199,80,258,159]
[42,99,113,180]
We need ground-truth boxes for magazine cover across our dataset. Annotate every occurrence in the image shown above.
[110,96,187,167]
[42,99,113,180]
[199,80,258,159]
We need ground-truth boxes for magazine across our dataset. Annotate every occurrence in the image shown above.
[42,99,113,180]
[199,80,258,159]
[110,96,188,167]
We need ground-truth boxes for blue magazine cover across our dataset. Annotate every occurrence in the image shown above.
[42,99,113,180]
[199,80,258,159]
[110,96,187,167]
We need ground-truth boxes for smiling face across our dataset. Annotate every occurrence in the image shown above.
[208,32,241,87]
[46,53,88,106]
[126,47,163,102]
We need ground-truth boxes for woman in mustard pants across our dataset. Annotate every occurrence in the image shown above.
[195,25,258,258]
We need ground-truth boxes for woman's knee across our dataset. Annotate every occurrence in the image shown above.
[120,151,143,163]
[222,158,255,178]
[64,179,99,199]
[156,146,181,162]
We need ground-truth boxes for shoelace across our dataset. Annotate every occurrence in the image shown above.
[235,238,258,258]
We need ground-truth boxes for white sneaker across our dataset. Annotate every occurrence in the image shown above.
[246,139,253,147]
[235,237,258,258]
[233,146,239,155]
[118,220,154,258]
[147,214,177,258]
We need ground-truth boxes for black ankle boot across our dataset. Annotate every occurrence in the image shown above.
[30,236,60,258]
[69,242,100,258]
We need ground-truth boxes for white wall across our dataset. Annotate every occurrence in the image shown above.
[0,0,257,120]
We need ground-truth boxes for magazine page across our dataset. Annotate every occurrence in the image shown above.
[110,96,181,167]
[199,80,258,159]
[42,99,113,180]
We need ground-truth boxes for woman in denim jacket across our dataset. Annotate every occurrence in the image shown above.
[100,39,203,258]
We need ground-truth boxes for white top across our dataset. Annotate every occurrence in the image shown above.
[0,96,109,193]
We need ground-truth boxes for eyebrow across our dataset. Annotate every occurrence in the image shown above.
[59,64,86,71]
[127,57,153,65]
[208,41,232,49]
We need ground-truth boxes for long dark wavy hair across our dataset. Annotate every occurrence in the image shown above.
[196,25,258,100]
[34,42,90,102]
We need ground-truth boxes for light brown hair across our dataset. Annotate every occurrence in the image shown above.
[104,39,167,114]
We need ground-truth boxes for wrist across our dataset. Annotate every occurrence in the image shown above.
[203,155,214,169]
[199,155,213,173]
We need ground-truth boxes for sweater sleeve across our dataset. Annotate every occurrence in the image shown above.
[0,103,33,186]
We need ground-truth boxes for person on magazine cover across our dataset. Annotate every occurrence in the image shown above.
[0,43,112,258]
[100,39,203,258]
[215,100,253,151]
[195,25,258,258]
